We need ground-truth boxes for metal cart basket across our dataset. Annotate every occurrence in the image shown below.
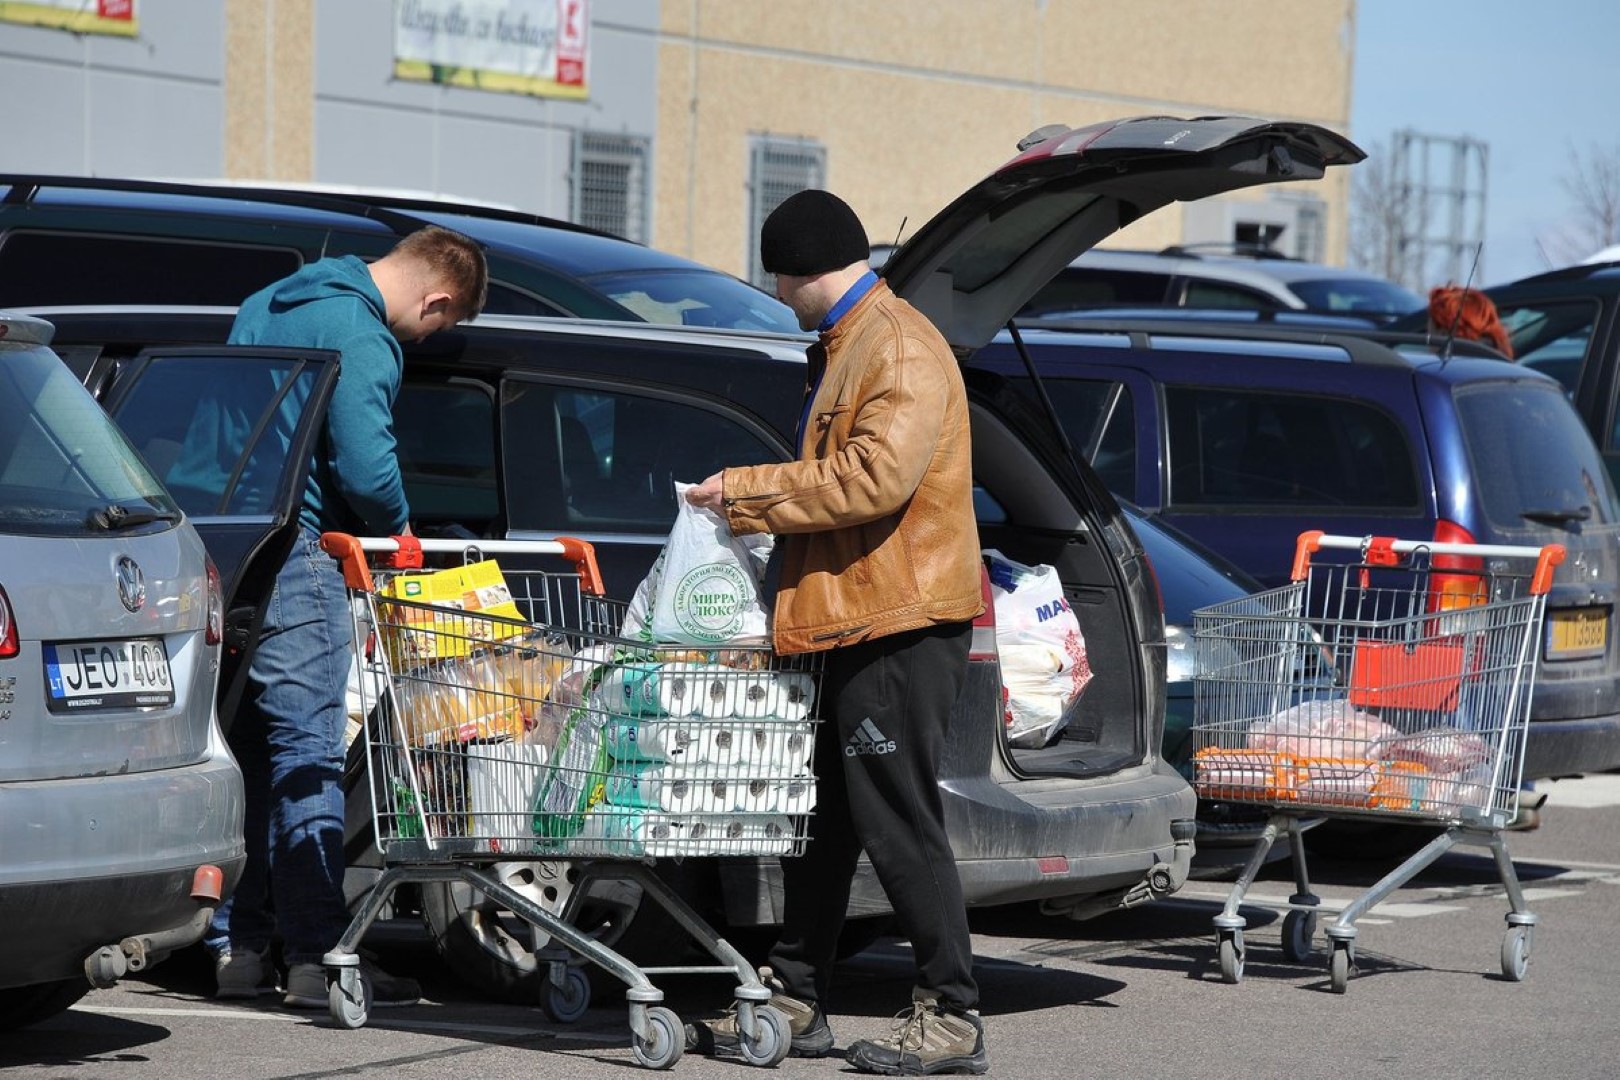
[1191,530,1564,993]
[319,532,820,1068]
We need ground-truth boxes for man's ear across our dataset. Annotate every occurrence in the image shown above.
[422,291,454,318]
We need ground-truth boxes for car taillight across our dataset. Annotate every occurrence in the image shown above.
[205,558,223,646]
[1430,520,1486,612]
[970,564,998,662]
[0,584,17,659]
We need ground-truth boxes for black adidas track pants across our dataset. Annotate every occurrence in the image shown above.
[768,620,978,1012]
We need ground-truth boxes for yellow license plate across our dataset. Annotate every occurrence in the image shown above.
[1546,608,1609,660]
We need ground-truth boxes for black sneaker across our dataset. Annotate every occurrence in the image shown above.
[845,996,988,1076]
[283,959,421,1009]
[685,967,836,1059]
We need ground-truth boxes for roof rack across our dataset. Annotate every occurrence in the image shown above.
[1505,260,1620,286]
[1157,241,1298,261]
[0,174,613,242]
[1018,313,1509,366]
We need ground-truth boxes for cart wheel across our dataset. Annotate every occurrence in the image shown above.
[1281,910,1318,963]
[1501,925,1532,982]
[1217,929,1245,984]
[329,966,369,1030]
[541,967,592,1024]
[632,1006,683,1070]
[736,1004,791,1068]
[1329,942,1354,994]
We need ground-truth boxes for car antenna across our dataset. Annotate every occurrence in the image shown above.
[878,217,908,276]
[1439,242,1484,363]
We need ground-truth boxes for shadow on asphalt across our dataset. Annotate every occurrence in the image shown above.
[0,1010,173,1070]
[37,840,1567,1054]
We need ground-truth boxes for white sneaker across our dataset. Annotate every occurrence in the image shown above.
[214,948,276,999]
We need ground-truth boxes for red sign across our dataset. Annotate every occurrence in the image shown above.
[98,0,134,19]
[556,0,585,86]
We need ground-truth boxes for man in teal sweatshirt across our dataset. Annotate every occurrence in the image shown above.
[204,226,487,1009]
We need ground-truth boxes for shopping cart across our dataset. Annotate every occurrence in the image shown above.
[318,532,820,1069]
[1190,530,1564,993]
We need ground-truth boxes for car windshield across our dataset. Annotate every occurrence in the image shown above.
[1495,298,1600,394]
[583,268,803,334]
[1288,276,1424,316]
[0,344,178,536]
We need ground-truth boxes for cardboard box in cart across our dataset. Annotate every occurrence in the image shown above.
[381,560,526,665]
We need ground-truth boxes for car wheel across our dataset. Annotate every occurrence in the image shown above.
[419,860,702,1005]
[0,979,91,1031]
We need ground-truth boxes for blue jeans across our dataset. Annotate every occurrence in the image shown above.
[206,528,353,966]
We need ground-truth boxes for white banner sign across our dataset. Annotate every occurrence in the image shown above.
[394,0,588,100]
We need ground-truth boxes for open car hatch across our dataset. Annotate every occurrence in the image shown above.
[881,115,1364,353]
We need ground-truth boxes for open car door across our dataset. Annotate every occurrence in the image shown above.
[97,345,342,732]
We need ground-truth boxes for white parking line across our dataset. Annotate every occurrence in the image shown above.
[1536,773,1620,809]
[1514,856,1620,873]
[1518,886,1589,902]
[1175,887,1470,919]
[1177,873,1603,919]
[74,1005,301,1023]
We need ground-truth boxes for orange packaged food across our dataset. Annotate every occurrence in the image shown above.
[1193,748,1298,802]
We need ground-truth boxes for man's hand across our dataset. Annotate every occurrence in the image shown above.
[686,472,725,510]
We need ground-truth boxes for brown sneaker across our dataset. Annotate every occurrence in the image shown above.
[684,967,835,1059]
[845,995,988,1076]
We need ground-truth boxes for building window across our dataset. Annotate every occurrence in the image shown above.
[572,132,649,243]
[748,135,826,288]
[1269,191,1328,263]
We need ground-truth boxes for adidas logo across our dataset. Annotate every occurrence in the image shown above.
[845,717,896,757]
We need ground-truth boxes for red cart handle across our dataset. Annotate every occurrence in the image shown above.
[319,532,606,596]
[1290,530,1565,595]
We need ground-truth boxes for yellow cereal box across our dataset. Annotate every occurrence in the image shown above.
[381,560,526,665]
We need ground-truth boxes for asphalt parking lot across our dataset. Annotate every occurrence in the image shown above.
[6,773,1618,1080]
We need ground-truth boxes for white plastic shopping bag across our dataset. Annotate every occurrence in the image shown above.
[628,481,772,645]
[984,549,1093,748]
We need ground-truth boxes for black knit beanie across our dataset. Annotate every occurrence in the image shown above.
[759,189,870,276]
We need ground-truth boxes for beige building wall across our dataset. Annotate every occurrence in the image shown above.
[655,0,1356,277]
[223,0,315,181]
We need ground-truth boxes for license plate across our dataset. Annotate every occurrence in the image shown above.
[44,638,174,713]
[1545,608,1609,661]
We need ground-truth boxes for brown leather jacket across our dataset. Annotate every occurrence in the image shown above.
[722,279,984,654]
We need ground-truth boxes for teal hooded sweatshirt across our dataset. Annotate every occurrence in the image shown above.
[226,255,410,535]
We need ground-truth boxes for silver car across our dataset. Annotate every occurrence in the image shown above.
[0,311,244,1029]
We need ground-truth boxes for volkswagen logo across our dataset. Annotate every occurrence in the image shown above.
[115,556,146,613]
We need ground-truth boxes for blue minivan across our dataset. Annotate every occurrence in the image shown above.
[968,318,1620,782]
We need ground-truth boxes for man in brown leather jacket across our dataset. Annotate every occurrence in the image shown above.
[686,190,988,1076]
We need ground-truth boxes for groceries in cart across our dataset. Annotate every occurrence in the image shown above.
[528,646,818,859]
[984,549,1094,748]
[1188,532,1565,823]
[379,558,528,665]
[340,526,818,864]
[1195,697,1495,812]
